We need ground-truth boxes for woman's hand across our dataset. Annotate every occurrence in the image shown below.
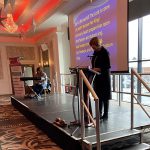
[92,67,101,72]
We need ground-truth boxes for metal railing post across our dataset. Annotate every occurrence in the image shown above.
[95,99,101,150]
[119,74,121,106]
[79,69,100,150]
[131,69,134,129]
[79,74,85,139]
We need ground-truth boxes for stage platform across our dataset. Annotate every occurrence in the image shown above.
[11,94,150,150]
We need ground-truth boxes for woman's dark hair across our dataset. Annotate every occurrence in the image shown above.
[37,67,42,72]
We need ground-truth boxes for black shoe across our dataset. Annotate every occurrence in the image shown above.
[94,114,102,119]
[100,115,108,120]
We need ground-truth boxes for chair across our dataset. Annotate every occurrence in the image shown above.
[43,80,51,95]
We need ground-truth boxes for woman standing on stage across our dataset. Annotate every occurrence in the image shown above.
[89,37,111,120]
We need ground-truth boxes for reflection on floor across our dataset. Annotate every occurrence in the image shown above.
[0,95,62,150]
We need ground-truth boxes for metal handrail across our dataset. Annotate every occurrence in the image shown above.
[113,91,150,97]
[131,68,150,129]
[79,69,100,150]
[59,71,101,149]
[131,69,150,92]
[79,70,99,100]
[59,70,150,149]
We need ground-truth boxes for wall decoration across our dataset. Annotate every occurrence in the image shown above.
[9,57,25,96]
[6,46,35,60]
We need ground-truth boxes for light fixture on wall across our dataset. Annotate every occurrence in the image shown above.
[4,13,18,33]
[43,61,49,67]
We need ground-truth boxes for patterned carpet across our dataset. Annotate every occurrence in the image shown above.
[0,96,150,150]
[0,95,62,150]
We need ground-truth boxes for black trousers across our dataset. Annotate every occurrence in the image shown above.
[94,71,111,117]
[99,97,109,117]
[33,84,43,95]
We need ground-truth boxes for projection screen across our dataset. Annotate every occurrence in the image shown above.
[69,0,128,72]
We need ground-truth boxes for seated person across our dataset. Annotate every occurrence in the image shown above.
[33,67,47,97]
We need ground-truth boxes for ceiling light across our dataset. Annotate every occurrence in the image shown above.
[4,13,18,33]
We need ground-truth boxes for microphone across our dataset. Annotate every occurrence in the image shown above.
[87,55,94,58]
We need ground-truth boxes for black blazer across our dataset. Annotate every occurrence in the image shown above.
[92,46,111,100]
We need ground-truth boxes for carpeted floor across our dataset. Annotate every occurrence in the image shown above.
[0,95,62,150]
[0,95,150,150]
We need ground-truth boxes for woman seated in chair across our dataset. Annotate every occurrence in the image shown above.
[33,67,47,97]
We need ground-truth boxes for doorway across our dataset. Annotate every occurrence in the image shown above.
[22,65,34,86]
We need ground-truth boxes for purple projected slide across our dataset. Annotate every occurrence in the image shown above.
[69,0,128,72]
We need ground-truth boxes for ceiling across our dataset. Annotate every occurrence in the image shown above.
[0,0,89,40]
